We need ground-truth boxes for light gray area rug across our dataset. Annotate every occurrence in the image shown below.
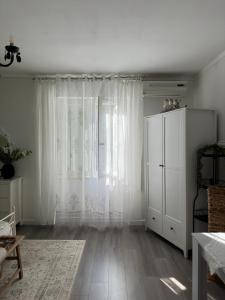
[1,240,85,300]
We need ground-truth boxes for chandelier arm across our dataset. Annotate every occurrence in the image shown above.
[0,55,14,67]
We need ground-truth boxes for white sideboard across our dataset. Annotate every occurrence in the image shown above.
[0,177,22,224]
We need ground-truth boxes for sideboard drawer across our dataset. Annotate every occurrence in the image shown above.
[0,198,10,211]
[0,184,9,198]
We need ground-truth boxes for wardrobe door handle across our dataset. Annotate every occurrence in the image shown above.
[170,227,174,231]
[159,164,165,167]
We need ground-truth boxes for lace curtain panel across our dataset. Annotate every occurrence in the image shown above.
[36,78,143,227]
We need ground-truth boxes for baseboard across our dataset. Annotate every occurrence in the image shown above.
[20,219,146,226]
[129,219,145,226]
[20,219,38,225]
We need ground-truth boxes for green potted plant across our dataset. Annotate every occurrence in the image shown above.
[0,134,31,179]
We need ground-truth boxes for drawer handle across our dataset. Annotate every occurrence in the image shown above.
[159,164,165,167]
[152,217,156,220]
[170,227,174,231]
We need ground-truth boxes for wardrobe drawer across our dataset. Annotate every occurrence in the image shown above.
[164,217,182,248]
[0,185,9,198]
[148,208,162,235]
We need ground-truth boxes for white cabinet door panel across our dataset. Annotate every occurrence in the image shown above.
[164,111,184,223]
[164,168,182,222]
[164,110,183,169]
[0,184,9,198]
[147,115,163,213]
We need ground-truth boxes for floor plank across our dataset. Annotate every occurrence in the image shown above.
[17,225,225,300]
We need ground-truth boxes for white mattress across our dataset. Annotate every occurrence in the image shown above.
[0,221,12,236]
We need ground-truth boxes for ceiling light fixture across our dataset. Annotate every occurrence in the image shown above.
[0,38,21,67]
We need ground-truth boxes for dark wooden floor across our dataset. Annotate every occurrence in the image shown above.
[17,225,225,300]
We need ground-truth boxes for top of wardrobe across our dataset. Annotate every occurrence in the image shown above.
[144,107,216,119]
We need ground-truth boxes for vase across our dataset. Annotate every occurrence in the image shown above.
[1,163,15,179]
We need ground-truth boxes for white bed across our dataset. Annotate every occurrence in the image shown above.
[0,211,16,263]
[0,209,16,236]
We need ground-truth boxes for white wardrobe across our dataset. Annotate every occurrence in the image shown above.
[144,108,216,257]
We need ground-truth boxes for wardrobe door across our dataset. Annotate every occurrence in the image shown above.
[147,115,163,234]
[163,110,184,246]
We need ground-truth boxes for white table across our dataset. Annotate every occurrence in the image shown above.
[192,233,225,300]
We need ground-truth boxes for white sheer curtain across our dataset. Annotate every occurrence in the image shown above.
[36,80,57,225]
[36,78,143,227]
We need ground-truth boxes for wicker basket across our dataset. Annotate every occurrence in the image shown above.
[208,186,225,285]
[208,186,225,232]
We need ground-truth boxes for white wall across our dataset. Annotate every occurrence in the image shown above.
[143,88,194,116]
[0,77,37,223]
[193,51,225,144]
[143,97,164,116]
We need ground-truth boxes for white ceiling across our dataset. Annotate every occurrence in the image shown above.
[1,0,225,74]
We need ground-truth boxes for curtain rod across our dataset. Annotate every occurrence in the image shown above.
[32,74,142,80]
[0,73,194,81]
[0,73,141,80]
[32,74,193,81]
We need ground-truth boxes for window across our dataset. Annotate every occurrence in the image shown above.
[56,96,126,183]
[56,96,98,178]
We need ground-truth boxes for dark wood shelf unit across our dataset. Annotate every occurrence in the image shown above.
[193,144,225,232]
[194,209,208,223]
